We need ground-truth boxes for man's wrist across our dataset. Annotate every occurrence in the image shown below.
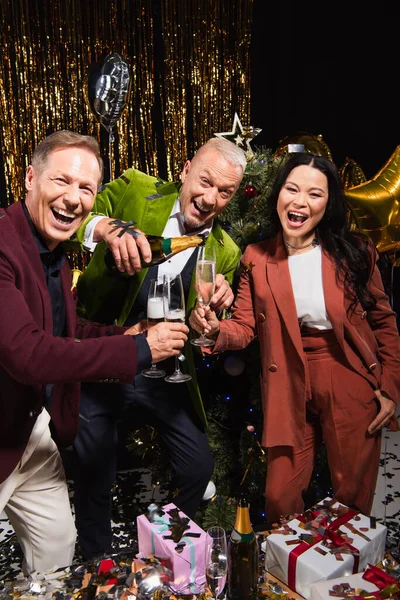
[93,217,112,243]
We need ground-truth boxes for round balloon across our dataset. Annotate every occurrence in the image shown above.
[87,53,131,132]
[275,132,333,161]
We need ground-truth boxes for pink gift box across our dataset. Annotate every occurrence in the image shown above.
[136,502,206,594]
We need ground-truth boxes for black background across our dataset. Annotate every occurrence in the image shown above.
[250,1,399,179]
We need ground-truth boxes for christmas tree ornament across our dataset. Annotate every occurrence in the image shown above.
[244,184,258,199]
[224,355,246,376]
[344,145,400,254]
[202,480,217,501]
[214,113,262,152]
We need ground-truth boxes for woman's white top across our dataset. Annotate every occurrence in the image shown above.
[287,245,332,330]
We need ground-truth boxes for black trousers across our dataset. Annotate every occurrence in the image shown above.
[68,368,214,560]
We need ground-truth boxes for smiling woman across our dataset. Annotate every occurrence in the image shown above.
[190,151,400,527]
[277,162,329,254]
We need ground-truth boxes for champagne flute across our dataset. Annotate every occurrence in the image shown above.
[191,245,216,347]
[163,273,192,383]
[142,279,166,378]
[205,526,228,599]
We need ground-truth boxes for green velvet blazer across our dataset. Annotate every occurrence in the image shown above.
[75,168,242,424]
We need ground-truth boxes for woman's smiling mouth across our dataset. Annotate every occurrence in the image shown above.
[288,210,308,224]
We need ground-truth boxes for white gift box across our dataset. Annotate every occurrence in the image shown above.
[309,572,379,600]
[262,498,387,600]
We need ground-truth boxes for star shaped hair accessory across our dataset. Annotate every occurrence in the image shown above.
[214,112,262,152]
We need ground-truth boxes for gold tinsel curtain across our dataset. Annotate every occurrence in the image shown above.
[0,0,253,206]
[161,0,253,178]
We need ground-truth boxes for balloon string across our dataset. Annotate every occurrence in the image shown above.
[108,130,113,181]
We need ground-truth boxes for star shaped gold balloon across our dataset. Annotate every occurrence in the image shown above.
[344,145,400,254]
[214,112,262,152]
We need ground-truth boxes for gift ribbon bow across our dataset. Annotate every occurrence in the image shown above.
[358,564,400,598]
[288,508,360,591]
[328,566,400,600]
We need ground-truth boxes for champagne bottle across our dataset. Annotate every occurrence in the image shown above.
[227,495,259,600]
[104,233,205,273]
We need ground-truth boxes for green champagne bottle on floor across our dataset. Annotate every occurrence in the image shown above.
[227,495,259,600]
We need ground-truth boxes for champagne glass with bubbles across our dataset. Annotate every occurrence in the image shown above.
[191,245,216,347]
[163,273,192,383]
[142,279,166,378]
[205,526,228,599]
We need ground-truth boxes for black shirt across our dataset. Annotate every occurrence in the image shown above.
[22,201,66,410]
[22,200,66,337]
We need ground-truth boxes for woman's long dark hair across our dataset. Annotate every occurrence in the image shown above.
[265,152,377,311]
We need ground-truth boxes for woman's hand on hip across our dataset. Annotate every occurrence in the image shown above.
[368,390,397,434]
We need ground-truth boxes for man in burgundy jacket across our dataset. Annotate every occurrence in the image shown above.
[0,130,188,575]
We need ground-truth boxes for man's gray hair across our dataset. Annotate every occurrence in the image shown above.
[196,137,247,174]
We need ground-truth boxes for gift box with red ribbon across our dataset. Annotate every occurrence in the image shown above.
[309,563,400,600]
[263,498,387,600]
[136,502,206,595]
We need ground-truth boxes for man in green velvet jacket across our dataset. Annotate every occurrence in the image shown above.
[70,137,246,560]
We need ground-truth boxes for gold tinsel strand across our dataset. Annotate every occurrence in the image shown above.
[0,0,252,203]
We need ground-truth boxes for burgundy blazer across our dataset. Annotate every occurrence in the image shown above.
[211,234,400,448]
[0,202,143,484]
